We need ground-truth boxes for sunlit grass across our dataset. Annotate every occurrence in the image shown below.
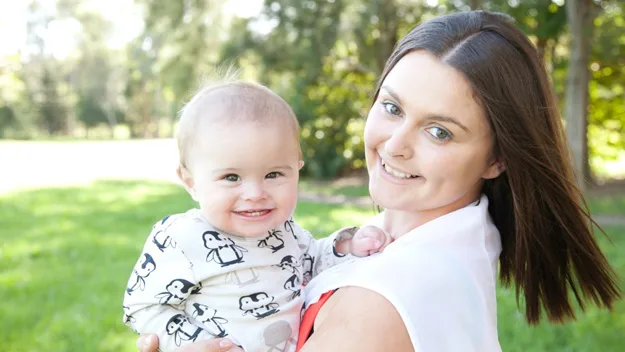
[0,181,623,351]
[299,178,370,198]
[587,193,625,216]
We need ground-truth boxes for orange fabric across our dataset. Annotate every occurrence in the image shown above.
[296,290,336,351]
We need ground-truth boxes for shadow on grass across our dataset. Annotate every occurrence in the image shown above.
[0,180,622,351]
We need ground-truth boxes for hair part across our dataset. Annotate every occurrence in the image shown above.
[177,71,301,171]
[374,10,619,324]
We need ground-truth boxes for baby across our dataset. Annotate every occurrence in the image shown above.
[122,80,389,352]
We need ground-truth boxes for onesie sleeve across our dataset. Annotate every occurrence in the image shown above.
[122,217,224,351]
[285,218,356,283]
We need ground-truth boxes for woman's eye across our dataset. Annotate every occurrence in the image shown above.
[266,172,283,179]
[224,174,240,182]
[426,127,452,141]
[382,101,402,116]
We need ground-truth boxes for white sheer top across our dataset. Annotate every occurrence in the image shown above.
[303,195,502,352]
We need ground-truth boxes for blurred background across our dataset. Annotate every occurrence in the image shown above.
[0,0,623,351]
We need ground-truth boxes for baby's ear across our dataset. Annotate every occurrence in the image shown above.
[298,160,305,170]
[177,166,198,201]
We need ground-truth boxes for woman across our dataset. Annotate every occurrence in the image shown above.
[137,10,619,351]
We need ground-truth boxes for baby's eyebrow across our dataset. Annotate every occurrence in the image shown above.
[212,168,239,174]
[272,165,293,171]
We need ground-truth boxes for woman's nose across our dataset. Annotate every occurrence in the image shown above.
[384,125,413,159]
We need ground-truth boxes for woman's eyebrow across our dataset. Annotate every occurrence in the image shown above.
[425,114,470,133]
[380,86,403,106]
[382,85,470,133]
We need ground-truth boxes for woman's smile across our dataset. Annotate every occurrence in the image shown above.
[378,156,422,184]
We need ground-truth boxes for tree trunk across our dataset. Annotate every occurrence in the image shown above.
[375,0,399,74]
[564,0,594,191]
[468,0,484,10]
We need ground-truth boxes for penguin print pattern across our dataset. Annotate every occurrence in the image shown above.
[191,303,229,338]
[283,218,297,240]
[283,274,301,301]
[203,231,248,267]
[300,253,314,286]
[152,230,177,252]
[126,253,156,296]
[122,305,136,324]
[275,255,300,275]
[189,281,203,295]
[155,279,197,305]
[165,314,203,347]
[239,292,280,319]
[257,229,285,253]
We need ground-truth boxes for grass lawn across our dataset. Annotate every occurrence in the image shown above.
[1,180,623,352]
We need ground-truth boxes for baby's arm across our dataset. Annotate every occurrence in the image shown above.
[123,220,221,351]
[288,219,390,280]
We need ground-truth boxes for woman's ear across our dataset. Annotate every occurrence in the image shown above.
[482,159,505,180]
[177,166,198,201]
[298,160,305,170]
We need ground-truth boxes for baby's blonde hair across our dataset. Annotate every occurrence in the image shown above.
[177,71,301,171]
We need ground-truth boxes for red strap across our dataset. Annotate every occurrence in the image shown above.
[296,290,336,351]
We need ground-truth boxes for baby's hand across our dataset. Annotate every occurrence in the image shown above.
[349,225,391,257]
[136,335,244,352]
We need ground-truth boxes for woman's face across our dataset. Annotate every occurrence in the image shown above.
[364,50,503,215]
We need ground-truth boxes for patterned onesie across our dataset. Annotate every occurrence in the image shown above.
[122,209,355,352]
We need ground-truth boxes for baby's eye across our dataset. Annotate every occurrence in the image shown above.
[382,101,402,116]
[266,172,283,179]
[425,127,453,141]
[223,174,240,182]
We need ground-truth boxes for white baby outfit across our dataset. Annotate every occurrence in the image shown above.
[123,209,352,352]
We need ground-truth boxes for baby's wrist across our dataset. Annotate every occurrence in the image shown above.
[333,226,359,256]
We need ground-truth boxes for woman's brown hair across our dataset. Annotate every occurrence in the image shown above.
[372,10,620,324]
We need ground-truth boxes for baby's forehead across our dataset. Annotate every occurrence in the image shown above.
[185,84,295,127]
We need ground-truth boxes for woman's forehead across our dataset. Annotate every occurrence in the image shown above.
[382,51,486,129]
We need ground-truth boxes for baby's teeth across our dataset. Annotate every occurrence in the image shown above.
[243,211,264,216]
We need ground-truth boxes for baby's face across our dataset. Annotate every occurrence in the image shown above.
[183,120,302,238]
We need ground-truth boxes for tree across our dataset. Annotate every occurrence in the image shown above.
[587,1,625,181]
[38,65,67,135]
[565,0,595,189]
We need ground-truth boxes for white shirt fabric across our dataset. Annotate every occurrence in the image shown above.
[303,194,502,352]
[122,209,352,352]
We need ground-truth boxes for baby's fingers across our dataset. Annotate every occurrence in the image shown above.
[352,237,383,257]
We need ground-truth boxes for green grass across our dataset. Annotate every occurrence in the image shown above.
[299,178,370,198]
[588,193,625,217]
[1,181,623,351]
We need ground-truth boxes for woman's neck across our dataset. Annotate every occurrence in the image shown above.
[382,194,481,240]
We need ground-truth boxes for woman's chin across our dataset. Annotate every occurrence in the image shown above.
[369,187,403,210]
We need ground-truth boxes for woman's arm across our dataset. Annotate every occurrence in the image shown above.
[300,286,413,352]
